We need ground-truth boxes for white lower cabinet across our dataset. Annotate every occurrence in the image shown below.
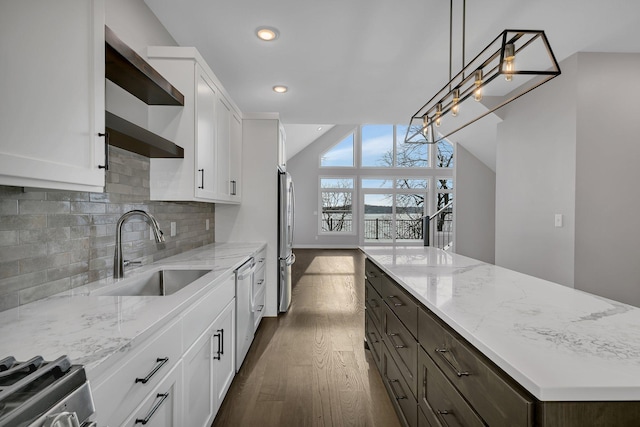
[92,270,238,426]
[183,300,235,427]
[122,361,183,427]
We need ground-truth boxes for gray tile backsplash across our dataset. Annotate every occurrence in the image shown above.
[0,146,215,311]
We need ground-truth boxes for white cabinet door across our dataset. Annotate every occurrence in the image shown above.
[215,95,231,201]
[213,300,235,406]
[148,47,243,204]
[195,66,217,200]
[122,361,183,427]
[0,0,105,192]
[229,112,242,202]
[183,324,215,427]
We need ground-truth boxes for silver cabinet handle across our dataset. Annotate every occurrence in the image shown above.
[387,295,405,307]
[257,305,264,312]
[135,357,169,384]
[388,378,407,401]
[387,332,407,349]
[135,392,170,424]
[435,347,470,377]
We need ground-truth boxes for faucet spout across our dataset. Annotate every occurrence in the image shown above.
[113,210,165,279]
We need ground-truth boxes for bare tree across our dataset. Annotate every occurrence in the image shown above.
[321,180,353,232]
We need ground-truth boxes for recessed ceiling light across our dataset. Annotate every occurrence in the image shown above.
[273,85,288,93]
[256,27,279,41]
[317,127,323,131]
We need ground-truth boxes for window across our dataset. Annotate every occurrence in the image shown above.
[321,133,354,167]
[362,178,427,244]
[396,126,428,167]
[436,139,454,168]
[320,178,354,233]
[361,125,393,167]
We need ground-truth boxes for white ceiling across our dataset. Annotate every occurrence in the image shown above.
[144,0,640,167]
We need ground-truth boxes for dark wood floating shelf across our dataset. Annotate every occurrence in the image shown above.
[106,112,184,158]
[105,26,184,106]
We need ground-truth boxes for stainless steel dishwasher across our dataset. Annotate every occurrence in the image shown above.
[235,257,257,371]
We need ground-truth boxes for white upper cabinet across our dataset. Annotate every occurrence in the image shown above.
[0,0,106,192]
[147,47,242,204]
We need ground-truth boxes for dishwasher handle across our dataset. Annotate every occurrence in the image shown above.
[236,258,257,280]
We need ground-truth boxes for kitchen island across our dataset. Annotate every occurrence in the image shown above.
[362,245,640,426]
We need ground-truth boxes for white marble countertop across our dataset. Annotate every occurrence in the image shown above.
[361,245,640,401]
[0,242,265,381]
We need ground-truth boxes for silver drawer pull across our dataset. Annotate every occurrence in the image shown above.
[257,279,264,286]
[387,332,407,349]
[388,379,407,400]
[436,409,453,427]
[135,357,169,384]
[435,347,470,377]
[257,305,264,312]
[135,392,170,424]
[387,295,405,307]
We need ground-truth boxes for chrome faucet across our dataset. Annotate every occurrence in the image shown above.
[113,210,165,279]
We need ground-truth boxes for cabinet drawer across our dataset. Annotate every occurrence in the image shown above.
[384,304,418,399]
[418,308,534,427]
[419,347,484,427]
[419,407,437,427]
[93,318,182,427]
[365,258,383,295]
[183,272,235,349]
[382,276,418,339]
[365,311,383,369]
[365,280,383,329]
[122,360,183,427]
[253,285,266,332]
[382,346,417,427]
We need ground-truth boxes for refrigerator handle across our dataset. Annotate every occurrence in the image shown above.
[289,180,295,248]
[286,253,296,266]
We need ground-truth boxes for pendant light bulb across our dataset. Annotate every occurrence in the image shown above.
[474,70,483,102]
[435,103,442,127]
[422,115,429,137]
[504,43,515,81]
[451,89,460,117]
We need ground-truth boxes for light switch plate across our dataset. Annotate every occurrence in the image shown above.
[170,221,176,236]
[554,214,563,227]
[206,219,210,230]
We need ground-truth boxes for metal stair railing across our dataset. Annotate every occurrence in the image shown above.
[422,200,453,249]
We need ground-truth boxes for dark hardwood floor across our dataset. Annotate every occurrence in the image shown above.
[212,249,401,427]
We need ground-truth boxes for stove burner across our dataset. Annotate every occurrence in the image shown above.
[0,356,94,427]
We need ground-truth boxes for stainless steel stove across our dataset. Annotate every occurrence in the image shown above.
[0,355,95,427]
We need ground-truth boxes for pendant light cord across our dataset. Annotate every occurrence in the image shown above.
[450,0,467,83]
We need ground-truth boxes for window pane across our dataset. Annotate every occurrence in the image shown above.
[436,179,453,190]
[321,178,354,189]
[321,191,353,232]
[395,194,424,242]
[361,125,393,167]
[396,179,428,190]
[362,178,393,189]
[321,134,354,167]
[436,139,454,168]
[396,126,428,167]
[363,193,393,242]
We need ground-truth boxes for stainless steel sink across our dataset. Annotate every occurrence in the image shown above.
[99,269,212,296]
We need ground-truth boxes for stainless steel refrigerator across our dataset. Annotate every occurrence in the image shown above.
[278,166,295,312]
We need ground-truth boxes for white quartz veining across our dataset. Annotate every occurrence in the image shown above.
[0,242,264,381]
[361,246,640,401]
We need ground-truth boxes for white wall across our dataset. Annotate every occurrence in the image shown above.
[288,125,360,248]
[495,55,578,287]
[574,53,640,306]
[216,116,280,316]
[455,144,496,264]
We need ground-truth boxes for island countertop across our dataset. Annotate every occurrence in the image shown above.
[0,242,265,381]
[361,245,640,401]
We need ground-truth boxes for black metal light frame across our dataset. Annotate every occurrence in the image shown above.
[405,29,561,144]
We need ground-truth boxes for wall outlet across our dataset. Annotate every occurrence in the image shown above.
[554,214,563,227]
[206,219,210,230]
[170,221,177,236]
